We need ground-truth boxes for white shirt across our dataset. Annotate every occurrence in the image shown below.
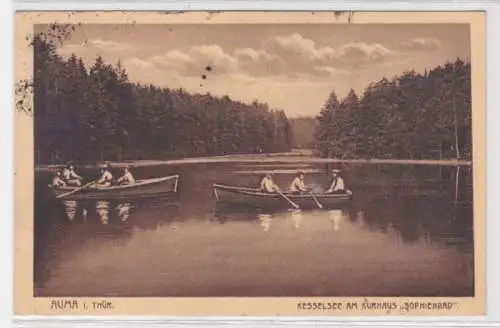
[62,168,81,180]
[118,171,135,184]
[62,168,71,180]
[260,177,278,192]
[99,170,113,183]
[52,176,66,187]
[329,177,345,191]
[289,177,307,192]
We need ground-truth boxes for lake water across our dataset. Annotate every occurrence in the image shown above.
[34,162,474,297]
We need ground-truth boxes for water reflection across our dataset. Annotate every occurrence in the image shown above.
[214,205,354,233]
[58,196,179,230]
[357,210,364,222]
[62,200,78,221]
[291,210,302,228]
[258,214,272,231]
[328,209,343,231]
[213,199,471,249]
[96,201,110,225]
[116,202,132,222]
[57,187,472,251]
[35,163,474,297]
[213,204,260,224]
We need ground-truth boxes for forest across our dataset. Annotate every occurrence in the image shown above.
[21,24,472,164]
[29,25,294,165]
[288,117,318,149]
[314,58,472,161]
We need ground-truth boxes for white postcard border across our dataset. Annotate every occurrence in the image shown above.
[4,0,500,326]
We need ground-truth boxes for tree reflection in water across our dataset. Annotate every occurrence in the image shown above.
[349,197,472,248]
[34,193,180,293]
[34,163,474,297]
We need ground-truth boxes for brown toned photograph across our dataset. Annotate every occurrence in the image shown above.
[14,11,486,316]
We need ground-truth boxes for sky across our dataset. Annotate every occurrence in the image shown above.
[54,23,470,117]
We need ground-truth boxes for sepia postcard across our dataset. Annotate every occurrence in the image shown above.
[14,11,486,316]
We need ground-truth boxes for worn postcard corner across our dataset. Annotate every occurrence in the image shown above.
[14,11,486,317]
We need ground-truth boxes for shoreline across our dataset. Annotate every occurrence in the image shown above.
[34,153,472,171]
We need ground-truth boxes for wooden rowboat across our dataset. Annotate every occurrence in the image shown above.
[212,183,353,209]
[51,175,179,200]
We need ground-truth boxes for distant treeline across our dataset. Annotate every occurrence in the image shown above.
[314,58,472,161]
[32,31,293,164]
[25,25,472,164]
[288,117,318,149]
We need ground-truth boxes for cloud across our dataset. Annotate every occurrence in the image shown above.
[190,45,239,72]
[148,44,239,76]
[118,33,406,80]
[87,39,131,51]
[260,34,397,72]
[151,50,193,66]
[398,37,442,52]
[232,48,285,77]
[260,34,396,70]
[57,43,86,57]
[58,38,132,57]
[233,48,277,62]
[264,33,337,61]
[120,32,443,93]
[313,66,351,77]
[124,57,153,68]
[337,42,395,64]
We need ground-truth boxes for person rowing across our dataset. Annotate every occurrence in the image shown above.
[62,165,83,186]
[289,171,309,194]
[260,173,281,193]
[95,164,114,187]
[116,167,136,185]
[51,170,67,188]
[325,169,346,194]
[260,173,301,209]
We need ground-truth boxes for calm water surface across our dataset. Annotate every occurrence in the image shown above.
[34,162,474,297]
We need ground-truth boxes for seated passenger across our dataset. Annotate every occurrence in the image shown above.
[62,165,83,186]
[96,164,113,187]
[325,169,346,194]
[52,170,67,188]
[289,171,309,194]
[116,167,136,185]
[260,173,280,193]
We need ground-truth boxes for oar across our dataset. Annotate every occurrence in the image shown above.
[309,192,324,209]
[56,180,96,199]
[277,190,300,209]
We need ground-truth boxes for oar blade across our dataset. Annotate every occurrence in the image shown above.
[278,191,300,209]
[310,192,324,209]
[55,180,96,199]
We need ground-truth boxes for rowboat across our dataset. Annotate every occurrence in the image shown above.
[212,183,353,209]
[51,175,180,200]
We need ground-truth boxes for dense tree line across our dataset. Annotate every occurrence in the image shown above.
[314,58,472,161]
[288,117,318,149]
[31,28,293,164]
